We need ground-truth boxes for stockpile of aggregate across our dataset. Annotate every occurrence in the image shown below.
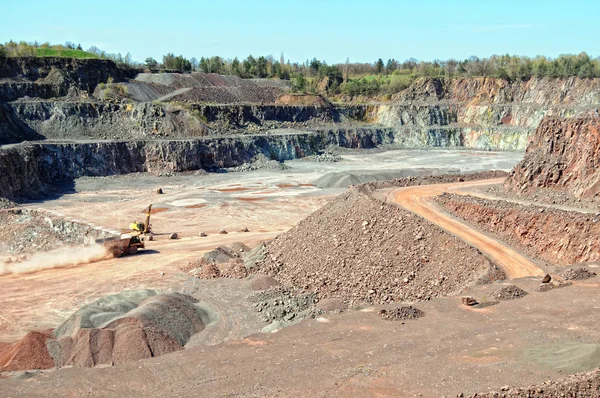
[133,72,289,104]
[251,174,505,305]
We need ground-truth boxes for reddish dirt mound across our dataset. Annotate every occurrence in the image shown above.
[252,182,503,305]
[185,204,208,209]
[275,94,329,106]
[0,331,54,371]
[216,187,249,192]
[437,193,600,265]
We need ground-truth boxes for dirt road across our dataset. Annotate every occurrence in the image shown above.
[387,178,544,278]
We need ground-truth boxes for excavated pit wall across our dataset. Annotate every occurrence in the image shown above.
[1,101,381,144]
[376,77,600,150]
[0,127,397,199]
[0,57,138,102]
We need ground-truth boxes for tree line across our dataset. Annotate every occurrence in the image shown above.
[2,41,600,97]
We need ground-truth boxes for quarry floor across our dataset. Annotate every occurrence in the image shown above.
[2,275,600,397]
[0,149,521,343]
[5,148,600,396]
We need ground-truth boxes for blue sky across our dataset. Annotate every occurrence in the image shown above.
[1,0,598,64]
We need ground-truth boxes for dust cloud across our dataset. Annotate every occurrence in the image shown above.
[0,244,110,275]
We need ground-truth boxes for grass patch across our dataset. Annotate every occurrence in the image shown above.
[34,48,99,59]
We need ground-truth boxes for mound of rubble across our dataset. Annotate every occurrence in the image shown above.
[563,268,597,281]
[185,243,251,279]
[379,306,424,321]
[489,285,529,301]
[248,287,321,329]
[465,369,600,398]
[252,176,504,305]
[0,209,112,256]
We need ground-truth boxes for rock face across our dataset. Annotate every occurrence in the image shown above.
[2,100,375,143]
[505,116,600,201]
[0,127,395,199]
[377,77,600,150]
[0,57,135,101]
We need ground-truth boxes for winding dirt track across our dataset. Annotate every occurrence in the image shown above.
[387,178,544,279]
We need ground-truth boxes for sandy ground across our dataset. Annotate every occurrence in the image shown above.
[0,149,520,342]
[2,275,599,397]
[2,149,600,396]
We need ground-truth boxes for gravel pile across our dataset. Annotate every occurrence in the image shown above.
[489,285,529,301]
[186,243,250,279]
[133,73,289,104]
[0,209,112,255]
[47,290,209,369]
[305,152,342,162]
[248,287,321,327]
[563,268,597,281]
[252,175,504,305]
[228,154,290,172]
[463,369,600,397]
[379,306,424,321]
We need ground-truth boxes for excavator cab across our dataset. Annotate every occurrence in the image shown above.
[130,204,153,235]
[130,221,146,233]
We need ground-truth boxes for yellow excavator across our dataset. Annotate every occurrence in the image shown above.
[130,204,153,235]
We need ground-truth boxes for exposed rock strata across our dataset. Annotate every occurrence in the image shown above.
[505,116,600,201]
[377,77,600,150]
[0,127,395,199]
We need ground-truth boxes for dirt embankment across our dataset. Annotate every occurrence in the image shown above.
[465,369,600,398]
[0,209,113,256]
[251,173,506,305]
[437,194,600,266]
[505,116,600,202]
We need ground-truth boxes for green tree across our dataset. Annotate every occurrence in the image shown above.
[0,44,6,58]
[309,58,322,75]
[145,57,158,69]
[256,56,268,78]
[292,74,307,92]
[231,57,241,75]
[375,58,384,75]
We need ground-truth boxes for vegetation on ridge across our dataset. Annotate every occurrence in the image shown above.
[2,40,600,99]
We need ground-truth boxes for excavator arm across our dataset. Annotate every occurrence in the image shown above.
[144,204,152,234]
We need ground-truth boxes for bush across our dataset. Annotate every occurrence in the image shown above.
[292,75,307,93]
